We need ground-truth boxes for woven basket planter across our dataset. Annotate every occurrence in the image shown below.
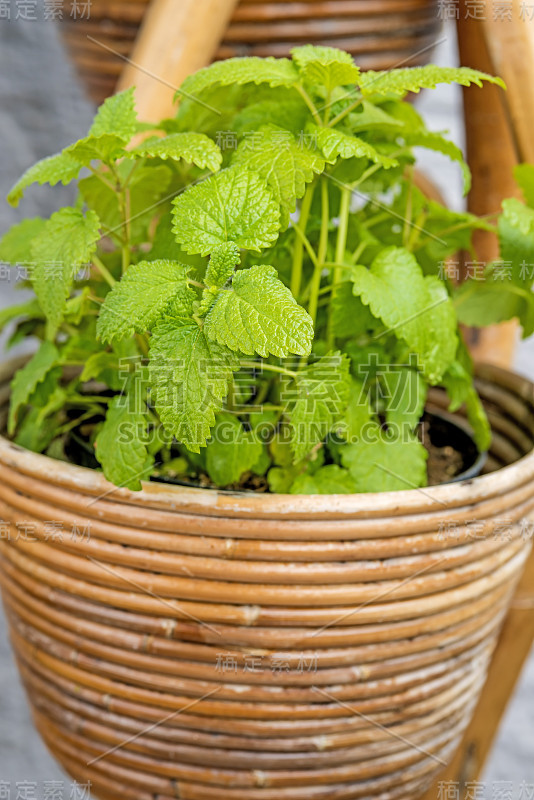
[0,357,533,800]
[58,0,441,105]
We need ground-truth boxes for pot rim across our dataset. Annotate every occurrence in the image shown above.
[0,356,533,519]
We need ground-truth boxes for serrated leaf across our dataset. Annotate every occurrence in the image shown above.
[205,243,241,288]
[89,87,137,141]
[351,247,457,383]
[359,66,505,97]
[292,45,360,91]
[287,351,351,461]
[382,367,427,430]
[134,132,222,172]
[514,164,534,209]
[341,429,428,491]
[401,130,471,194]
[8,153,82,207]
[498,198,534,287]
[0,218,46,264]
[149,318,239,452]
[311,125,397,168]
[30,208,101,337]
[290,464,357,494]
[94,394,153,491]
[172,166,280,255]
[64,134,128,165]
[179,57,298,99]
[204,264,313,358]
[98,260,193,343]
[205,412,263,485]
[8,341,59,434]
[232,125,325,215]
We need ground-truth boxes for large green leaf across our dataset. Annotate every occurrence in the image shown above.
[94,394,153,491]
[134,132,222,172]
[179,57,299,99]
[351,247,457,383]
[149,318,239,452]
[292,45,360,91]
[97,260,193,343]
[204,265,313,358]
[454,278,534,336]
[341,428,428,491]
[64,134,128,166]
[205,413,264,485]
[290,464,358,494]
[232,125,325,214]
[312,125,397,168]
[359,66,505,97]
[30,208,101,337]
[8,153,82,207]
[171,166,280,255]
[8,341,59,434]
[0,218,46,263]
[287,351,351,461]
[89,87,137,140]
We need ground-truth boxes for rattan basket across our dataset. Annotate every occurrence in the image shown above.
[0,358,533,799]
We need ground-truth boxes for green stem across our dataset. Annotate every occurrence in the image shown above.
[240,361,297,379]
[291,181,316,298]
[295,85,323,127]
[92,255,116,287]
[327,185,351,348]
[328,94,363,128]
[308,179,329,327]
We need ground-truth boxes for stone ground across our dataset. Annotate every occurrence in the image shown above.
[0,14,532,799]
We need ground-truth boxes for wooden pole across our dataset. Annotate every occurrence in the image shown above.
[116,0,240,121]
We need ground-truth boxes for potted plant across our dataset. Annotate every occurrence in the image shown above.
[0,46,533,800]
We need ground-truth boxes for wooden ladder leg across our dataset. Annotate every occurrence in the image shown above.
[116,0,240,121]
[456,1,520,368]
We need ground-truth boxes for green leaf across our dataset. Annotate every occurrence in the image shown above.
[350,247,457,383]
[204,265,313,357]
[287,351,351,461]
[30,208,101,337]
[330,281,378,338]
[89,87,137,141]
[0,300,43,334]
[0,218,46,263]
[442,355,491,452]
[311,125,397,168]
[179,57,299,99]
[9,341,59,434]
[233,97,310,136]
[149,318,239,452]
[232,125,325,215]
[205,412,263,485]
[454,278,534,335]
[338,378,373,442]
[359,66,505,97]
[205,243,241,288]
[172,166,280,255]
[7,153,82,207]
[290,464,357,494]
[341,429,428,492]
[498,197,534,287]
[401,130,471,195]
[514,164,534,208]
[94,394,153,491]
[64,134,128,165]
[349,101,406,132]
[292,45,360,91]
[97,259,193,343]
[382,367,427,430]
[134,132,222,172]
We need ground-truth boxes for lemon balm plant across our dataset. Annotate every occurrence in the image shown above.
[0,46,524,494]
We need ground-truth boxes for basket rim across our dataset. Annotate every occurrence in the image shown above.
[1,355,533,519]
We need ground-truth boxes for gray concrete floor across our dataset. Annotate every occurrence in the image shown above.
[0,14,532,799]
